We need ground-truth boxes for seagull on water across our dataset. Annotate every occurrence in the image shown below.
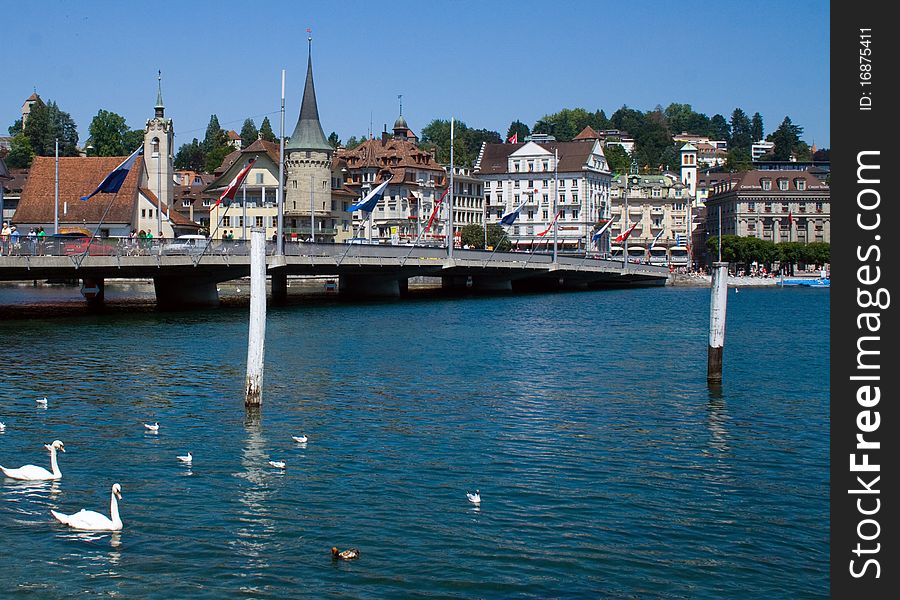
[36,397,48,407]
[177,452,192,463]
[291,435,308,444]
[144,422,160,432]
[467,490,481,504]
[268,460,286,469]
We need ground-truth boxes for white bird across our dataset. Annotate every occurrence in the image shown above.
[269,460,286,469]
[144,422,160,432]
[291,435,308,444]
[0,422,6,431]
[36,397,48,406]
[467,490,481,504]
[51,483,123,531]
[177,452,192,463]
[1,440,66,481]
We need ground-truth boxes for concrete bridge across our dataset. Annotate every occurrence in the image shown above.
[0,238,669,307]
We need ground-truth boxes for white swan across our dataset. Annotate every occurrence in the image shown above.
[268,460,286,469]
[177,452,192,463]
[1,440,65,481]
[467,490,481,504]
[291,435,308,443]
[144,422,160,432]
[36,397,48,407]
[51,483,123,531]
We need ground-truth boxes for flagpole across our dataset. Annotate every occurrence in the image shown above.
[157,141,162,239]
[277,69,285,255]
[309,173,315,243]
[448,117,454,257]
[54,138,59,234]
[623,170,629,268]
[553,148,558,263]
[242,175,247,240]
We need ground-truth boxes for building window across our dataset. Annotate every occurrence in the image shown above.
[795,179,806,191]
[764,202,772,212]
[778,179,789,191]
[748,201,756,212]
[652,188,661,198]
[572,194,578,203]
[182,200,191,208]
[256,173,264,184]
[141,209,146,218]
[761,179,772,191]
[782,202,789,213]
[223,216,231,227]
[815,202,823,212]
[572,209,579,220]
[151,137,159,156]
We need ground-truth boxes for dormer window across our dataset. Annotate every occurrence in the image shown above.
[778,178,789,191]
[795,178,806,191]
[761,178,772,191]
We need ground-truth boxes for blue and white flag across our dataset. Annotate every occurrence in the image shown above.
[675,233,685,246]
[80,146,143,201]
[348,177,392,213]
[591,219,613,242]
[498,197,528,226]
[651,228,665,247]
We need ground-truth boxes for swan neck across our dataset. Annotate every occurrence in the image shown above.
[49,448,61,477]
[110,491,122,527]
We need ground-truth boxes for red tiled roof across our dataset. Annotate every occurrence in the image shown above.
[140,187,201,228]
[573,126,600,140]
[14,155,142,224]
[474,141,600,174]
[214,139,281,178]
[336,137,444,185]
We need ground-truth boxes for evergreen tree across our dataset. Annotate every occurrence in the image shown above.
[23,101,79,156]
[506,120,530,142]
[5,133,34,168]
[767,116,804,161]
[259,117,276,142]
[750,112,764,143]
[203,114,228,154]
[239,118,259,145]
[174,138,206,172]
[729,108,752,151]
[344,135,362,150]
[327,131,341,148]
[709,114,730,141]
[204,145,232,174]
[604,144,631,174]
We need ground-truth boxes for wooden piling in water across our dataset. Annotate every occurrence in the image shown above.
[707,261,728,385]
[245,227,267,407]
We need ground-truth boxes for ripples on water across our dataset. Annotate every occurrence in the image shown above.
[0,286,829,598]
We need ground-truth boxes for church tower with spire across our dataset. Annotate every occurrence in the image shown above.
[144,71,174,217]
[285,36,333,240]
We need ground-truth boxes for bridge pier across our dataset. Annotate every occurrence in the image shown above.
[154,276,220,308]
[81,277,105,306]
[339,274,401,298]
[271,270,288,304]
[442,275,513,292]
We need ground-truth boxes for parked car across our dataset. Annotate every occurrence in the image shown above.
[51,233,118,256]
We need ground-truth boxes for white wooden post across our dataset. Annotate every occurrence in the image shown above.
[707,261,728,385]
[245,227,267,406]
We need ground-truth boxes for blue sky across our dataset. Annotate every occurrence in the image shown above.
[4,0,830,149]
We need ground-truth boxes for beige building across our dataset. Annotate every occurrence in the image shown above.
[610,173,690,264]
[704,170,831,243]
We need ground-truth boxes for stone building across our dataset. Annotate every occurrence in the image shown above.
[610,173,690,265]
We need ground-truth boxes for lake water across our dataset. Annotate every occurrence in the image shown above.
[0,285,829,598]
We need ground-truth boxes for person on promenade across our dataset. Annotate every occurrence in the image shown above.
[1,222,10,255]
[9,226,20,255]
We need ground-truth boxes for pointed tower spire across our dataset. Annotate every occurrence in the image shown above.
[155,70,165,118]
[286,34,331,152]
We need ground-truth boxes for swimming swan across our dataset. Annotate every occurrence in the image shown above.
[51,483,123,531]
[1,440,65,481]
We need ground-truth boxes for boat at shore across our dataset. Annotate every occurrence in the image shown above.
[780,276,830,288]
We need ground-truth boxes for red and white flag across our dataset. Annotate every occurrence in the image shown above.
[214,159,257,209]
[788,211,794,225]
[424,187,450,232]
[614,221,639,243]
[508,133,518,144]
[537,211,561,237]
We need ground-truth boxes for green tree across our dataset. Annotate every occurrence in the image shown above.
[725,148,752,172]
[258,117,276,142]
[768,116,803,161]
[344,135,362,150]
[729,108,752,151]
[327,131,341,148]
[750,112,764,142]
[203,114,228,154]
[604,144,631,174]
[123,129,144,152]
[23,100,79,156]
[709,114,730,141]
[204,145,232,174]
[174,138,206,171]
[8,119,23,135]
[86,109,130,156]
[239,118,258,145]
[460,223,486,248]
[506,119,530,142]
[483,223,511,251]
[5,133,34,168]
